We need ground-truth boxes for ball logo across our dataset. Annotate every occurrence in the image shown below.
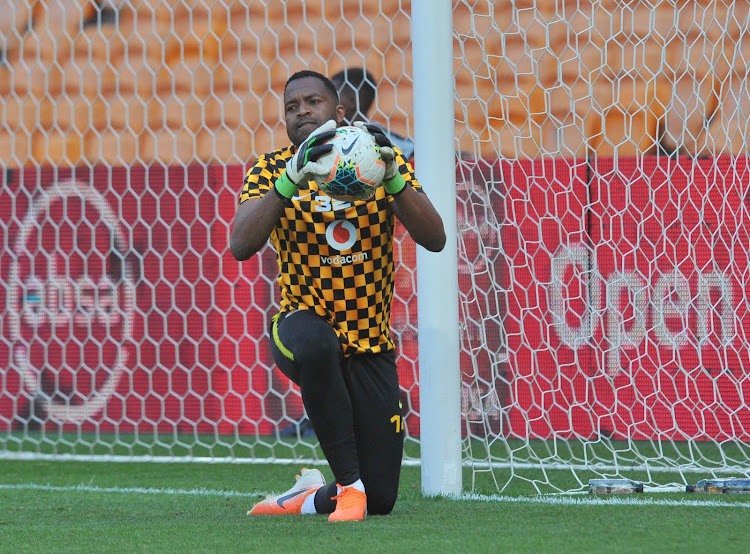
[8,179,135,423]
[325,220,358,251]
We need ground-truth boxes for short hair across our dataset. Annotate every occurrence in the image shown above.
[285,70,339,103]
[331,67,377,116]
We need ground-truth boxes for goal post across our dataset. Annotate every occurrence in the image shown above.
[412,0,462,497]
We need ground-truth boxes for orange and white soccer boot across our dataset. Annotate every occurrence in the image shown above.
[247,467,325,515]
[328,484,367,522]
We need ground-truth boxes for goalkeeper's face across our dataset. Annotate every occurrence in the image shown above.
[284,76,345,147]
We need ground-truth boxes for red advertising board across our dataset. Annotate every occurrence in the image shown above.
[500,157,750,440]
[0,166,270,433]
[1,158,749,442]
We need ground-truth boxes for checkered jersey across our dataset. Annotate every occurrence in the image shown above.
[239,144,423,356]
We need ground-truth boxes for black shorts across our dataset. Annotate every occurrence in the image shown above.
[269,309,404,515]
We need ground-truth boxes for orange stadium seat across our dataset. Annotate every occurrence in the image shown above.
[0,0,32,60]
[1,96,36,139]
[104,93,147,132]
[165,15,223,65]
[139,127,197,165]
[17,28,66,64]
[148,91,209,134]
[659,72,718,155]
[210,91,279,132]
[701,70,750,156]
[31,0,97,32]
[116,16,176,66]
[0,130,32,167]
[84,127,140,166]
[667,29,732,83]
[590,73,666,157]
[46,94,98,134]
[540,85,594,159]
[200,125,253,164]
[169,57,230,97]
[0,64,10,97]
[9,59,63,99]
[711,2,750,42]
[32,128,83,165]
[486,90,546,159]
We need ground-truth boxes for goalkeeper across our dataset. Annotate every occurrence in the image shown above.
[231,70,445,522]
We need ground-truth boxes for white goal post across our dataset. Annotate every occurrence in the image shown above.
[412,0,462,497]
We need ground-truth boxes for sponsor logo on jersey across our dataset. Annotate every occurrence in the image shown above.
[322,220,367,265]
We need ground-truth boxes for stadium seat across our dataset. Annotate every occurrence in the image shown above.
[169,58,230,97]
[10,59,63,98]
[18,27,68,64]
[50,94,99,134]
[139,127,197,165]
[590,73,666,156]
[198,125,253,164]
[0,0,32,59]
[32,129,83,166]
[667,28,732,83]
[62,58,119,99]
[659,72,718,155]
[711,2,750,42]
[209,92,277,131]
[540,85,593,159]
[31,0,97,32]
[1,95,36,135]
[0,129,32,167]
[149,91,208,133]
[371,81,412,140]
[116,16,176,67]
[165,17,222,65]
[84,127,140,166]
[700,70,750,156]
[91,94,128,132]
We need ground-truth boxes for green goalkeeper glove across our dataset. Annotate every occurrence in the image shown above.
[353,121,407,196]
[274,120,338,199]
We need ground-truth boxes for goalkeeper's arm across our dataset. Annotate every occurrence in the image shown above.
[230,122,336,261]
[354,122,446,253]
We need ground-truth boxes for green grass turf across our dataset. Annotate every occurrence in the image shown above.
[4,430,749,494]
[1,460,748,553]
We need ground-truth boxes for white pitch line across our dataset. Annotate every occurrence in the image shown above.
[1,483,750,508]
[458,491,750,508]
[0,483,262,498]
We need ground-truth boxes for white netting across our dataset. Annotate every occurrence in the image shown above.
[1,0,750,494]
[453,0,750,493]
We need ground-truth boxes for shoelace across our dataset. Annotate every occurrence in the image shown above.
[331,486,361,503]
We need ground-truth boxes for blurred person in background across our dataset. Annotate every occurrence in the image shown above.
[332,67,415,160]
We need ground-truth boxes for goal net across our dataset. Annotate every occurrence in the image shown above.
[1,0,749,494]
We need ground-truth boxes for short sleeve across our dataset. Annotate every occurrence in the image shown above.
[238,154,276,206]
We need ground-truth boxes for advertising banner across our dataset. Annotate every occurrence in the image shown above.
[1,158,748,441]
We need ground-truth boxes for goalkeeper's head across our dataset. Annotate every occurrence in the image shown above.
[284,70,345,147]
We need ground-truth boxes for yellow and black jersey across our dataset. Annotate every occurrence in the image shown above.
[239,144,423,356]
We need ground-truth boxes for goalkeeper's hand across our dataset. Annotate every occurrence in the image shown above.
[274,120,337,199]
[353,121,406,196]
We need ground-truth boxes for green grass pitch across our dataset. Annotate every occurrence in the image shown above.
[1,459,748,552]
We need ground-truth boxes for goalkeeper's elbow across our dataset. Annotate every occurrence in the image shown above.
[423,230,446,253]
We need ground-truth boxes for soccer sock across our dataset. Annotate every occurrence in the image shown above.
[301,489,320,514]
[346,478,365,494]
[314,483,339,514]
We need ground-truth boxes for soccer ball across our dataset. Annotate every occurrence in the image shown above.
[314,126,386,201]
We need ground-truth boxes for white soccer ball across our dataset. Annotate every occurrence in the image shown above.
[313,125,386,202]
